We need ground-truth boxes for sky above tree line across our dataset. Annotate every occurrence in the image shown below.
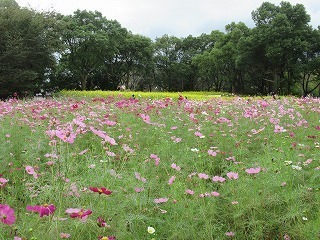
[16,0,320,39]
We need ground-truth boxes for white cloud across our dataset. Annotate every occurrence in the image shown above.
[16,0,320,39]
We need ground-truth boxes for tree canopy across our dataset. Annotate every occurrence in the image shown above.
[0,0,58,98]
[0,0,319,98]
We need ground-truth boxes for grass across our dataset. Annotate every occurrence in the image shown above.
[0,93,319,240]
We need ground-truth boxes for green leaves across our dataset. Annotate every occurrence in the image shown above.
[0,3,58,97]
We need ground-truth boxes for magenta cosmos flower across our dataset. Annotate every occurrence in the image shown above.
[89,187,112,195]
[26,204,56,217]
[0,204,16,225]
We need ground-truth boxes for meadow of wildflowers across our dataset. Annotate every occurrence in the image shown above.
[0,94,319,239]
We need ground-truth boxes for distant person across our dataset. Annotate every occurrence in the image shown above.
[117,84,126,91]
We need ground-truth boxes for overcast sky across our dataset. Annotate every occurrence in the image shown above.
[16,0,320,39]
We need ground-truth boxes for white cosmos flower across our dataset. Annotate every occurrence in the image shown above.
[147,226,155,234]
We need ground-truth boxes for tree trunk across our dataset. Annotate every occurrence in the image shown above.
[81,74,88,90]
[273,69,278,94]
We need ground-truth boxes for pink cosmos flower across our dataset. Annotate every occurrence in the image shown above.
[44,153,59,159]
[104,120,117,126]
[106,151,116,157]
[135,172,147,182]
[245,167,261,174]
[185,189,194,195]
[212,176,226,183]
[26,204,56,217]
[134,187,145,193]
[68,183,80,197]
[73,119,86,128]
[199,192,213,198]
[211,191,220,197]
[140,114,151,124]
[168,176,176,185]
[225,231,235,237]
[154,198,169,204]
[65,208,92,220]
[79,149,89,155]
[173,137,182,143]
[25,165,36,174]
[194,131,205,138]
[60,233,71,238]
[104,135,117,146]
[90,126,107,139]
[208,149,217,157]
[55,129,76,143]
[198,173,209,179]
[227,172,239,180]
[259,100,269,108]
[171,163,181,171]
[226,156,236,161]
[25,166,38,179]
[90,127,117,145]
[122,144,134,153]
[150,154,160,166]
[0,204,16,225]
[0,178,8,187]
[274,125,286,133]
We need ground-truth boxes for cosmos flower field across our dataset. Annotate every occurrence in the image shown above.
[0,94,319,239]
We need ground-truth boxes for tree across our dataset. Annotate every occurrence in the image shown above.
[153,35,182,91]
[192,31,225,91]
[57,10,127,90]
[120,33,153,90]
[298,28,320,96]
[0,0,59,98]
[111,33,153,90]
[208,22,250,93]
[251,1,312,94]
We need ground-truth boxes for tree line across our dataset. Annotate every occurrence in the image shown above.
[1,0,320,98]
